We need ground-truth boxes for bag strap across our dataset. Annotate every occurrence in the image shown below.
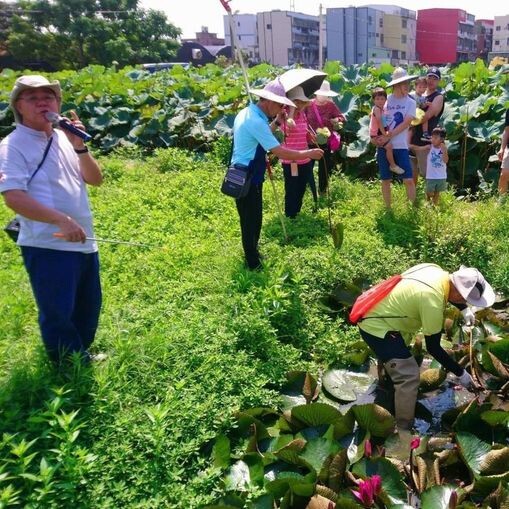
[27,137,53,186]
[312,102,325,128]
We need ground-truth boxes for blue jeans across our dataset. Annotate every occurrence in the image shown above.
[21,247,102,362]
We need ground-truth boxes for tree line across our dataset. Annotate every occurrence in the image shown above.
[0,0,181,70]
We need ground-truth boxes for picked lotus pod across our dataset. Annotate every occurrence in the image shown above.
[479,447,509,476]
[286,118,296,128]
[427,435,454,451]
[419,368,447,392]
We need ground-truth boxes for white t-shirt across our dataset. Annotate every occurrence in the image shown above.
[426,145,447,179]
[0,125,97,253]
[383,94,416,149]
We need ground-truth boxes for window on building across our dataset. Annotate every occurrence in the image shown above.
[379,19,383,28]
[495,40,500,45]
[381,34,384,44]
[368,16,372,24]
[507,37,509,45]
[392,49,399,59]
[238,35,241,40]
[402,51,407,59]
[267,24,271,29]
[402,19,407,29]
[372,53,377,57]
[496,26,501,31]
[401,34,407,44]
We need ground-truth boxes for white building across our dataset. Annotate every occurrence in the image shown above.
[257,10,320,67]
[223,14,258,63]
[493,15,509,54]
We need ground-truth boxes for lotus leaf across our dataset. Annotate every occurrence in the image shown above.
[338,428,370,464]
[290,403,345,429]
[456,432,492,476]
[281,371,319,410]
[298,437,342,474]
[420,484,458,509]
[274,439,307,466]
[479,447,509,476]
[322,369,376,403]
[419,368,447,392]
[351,404,395,437]
[213,434,230,469]
[265,470,316,499]
[250,494,275,509]
[225,454,264,492]
[481,410,509,428]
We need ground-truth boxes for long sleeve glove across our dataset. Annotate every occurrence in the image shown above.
[457,370,475,391]
[461,308,475,326]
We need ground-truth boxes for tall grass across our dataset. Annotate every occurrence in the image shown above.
[1,148,508,507]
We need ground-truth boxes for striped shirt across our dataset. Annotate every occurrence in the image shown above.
[281,109,310,164]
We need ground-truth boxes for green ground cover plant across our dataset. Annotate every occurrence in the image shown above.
[1,144,508,507]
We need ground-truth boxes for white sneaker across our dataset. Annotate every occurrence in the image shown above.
[390,165,405,175]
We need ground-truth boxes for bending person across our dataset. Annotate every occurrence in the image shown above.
[356,263,495,431]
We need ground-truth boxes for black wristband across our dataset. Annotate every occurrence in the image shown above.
[74,147,89,154]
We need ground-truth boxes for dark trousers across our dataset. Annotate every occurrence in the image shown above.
[235,183,263,269]
[21,247,102,362]
[316,146,335,193]
[283,160,314,218]
[359,328,411,362]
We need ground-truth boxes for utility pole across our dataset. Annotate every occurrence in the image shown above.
[318,3,323,69]
[290,0,295,11]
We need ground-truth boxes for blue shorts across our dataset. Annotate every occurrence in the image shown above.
[377,148,413,181]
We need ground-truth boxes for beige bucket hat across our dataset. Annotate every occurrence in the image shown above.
[10,75,61,124]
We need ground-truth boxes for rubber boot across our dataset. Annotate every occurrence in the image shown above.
[383,356,420,431]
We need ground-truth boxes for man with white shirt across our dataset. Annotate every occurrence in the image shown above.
[374,68,417,208]
[0,75,103,364]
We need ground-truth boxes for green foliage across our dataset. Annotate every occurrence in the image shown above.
[4,0,180,69]
[0,60,506,189]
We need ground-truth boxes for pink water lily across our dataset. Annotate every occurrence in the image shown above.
[351,475,382,507]
[364,439,372,458]
[410,437,421,450]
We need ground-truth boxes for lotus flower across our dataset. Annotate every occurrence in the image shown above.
[364,439,372,458]
[410,437,421,450]
[351,475,382,507]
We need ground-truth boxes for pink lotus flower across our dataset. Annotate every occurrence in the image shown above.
[410,437,421,450]
[352,475,382,507]
[364,439,372,458]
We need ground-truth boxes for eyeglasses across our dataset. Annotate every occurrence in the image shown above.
[18,94,57,103]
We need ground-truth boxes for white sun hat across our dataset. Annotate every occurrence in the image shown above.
[451,265,496,308]
[287,85,310,102]
[314,80,338,97]
[386,67,418,87]
[250,78,296,107]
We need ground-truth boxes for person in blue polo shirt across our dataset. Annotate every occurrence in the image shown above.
[232,78,323,270]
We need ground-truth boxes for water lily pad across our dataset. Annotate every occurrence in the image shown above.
[351,403,395,437]
[420,484,457,509]
[456,431,492,476]
[322,369,376,403]
[298,436,342,474]
[290,403,345,428]
[281,371,319,410]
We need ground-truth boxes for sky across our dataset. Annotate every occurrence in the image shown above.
[141,1,508,39]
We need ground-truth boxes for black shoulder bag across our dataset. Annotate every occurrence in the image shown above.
[220,137,253,199]
[4,137,54,242]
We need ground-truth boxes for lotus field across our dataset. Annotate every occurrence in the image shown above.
[0,62,508,508]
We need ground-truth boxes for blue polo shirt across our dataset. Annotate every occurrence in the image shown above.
[232,103,280,184]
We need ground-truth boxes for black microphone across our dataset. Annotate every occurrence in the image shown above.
[45,112,92,142]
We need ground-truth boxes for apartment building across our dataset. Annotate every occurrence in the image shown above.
[416,9,476,64]
[326,7,388,65]
[326,5,415,66]
[475,19,494,61]
[257,10,320,67]
[492,15,509,55]
[370,5,417,64]
[223,14,259,63]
